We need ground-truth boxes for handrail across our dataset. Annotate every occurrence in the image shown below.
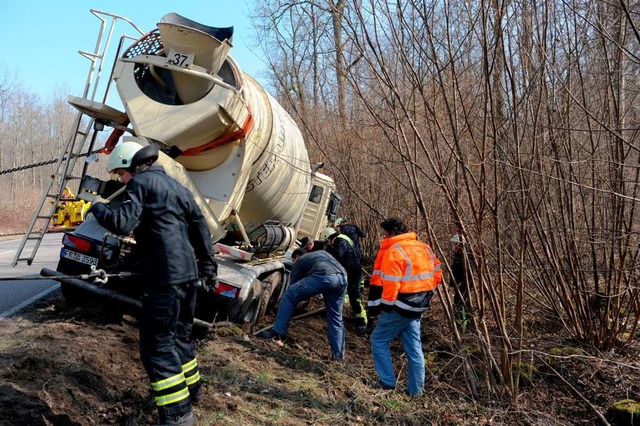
[89,9,145,36]
[121,55,240,94]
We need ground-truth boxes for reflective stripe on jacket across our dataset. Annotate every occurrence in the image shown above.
[339,223,365,259]
[337,233,354,247]
[327,233,361,272]
[368,232,442,317]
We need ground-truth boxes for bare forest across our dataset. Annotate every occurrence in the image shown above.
[251,0,640,413]
[0,69,78,234]
[1,0,640,424]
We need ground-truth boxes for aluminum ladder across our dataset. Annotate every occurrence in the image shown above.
[12,10,143,266]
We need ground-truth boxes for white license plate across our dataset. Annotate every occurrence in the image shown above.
[61,248,98,267]
[166,48,194,68]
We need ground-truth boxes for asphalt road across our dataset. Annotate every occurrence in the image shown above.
[0,233,63,319]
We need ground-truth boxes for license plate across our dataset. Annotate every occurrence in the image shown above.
[166,48,194,68]
[61,248,98,267]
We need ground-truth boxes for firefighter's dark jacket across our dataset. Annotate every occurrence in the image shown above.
[339,223,365,259]
[90,166,217,286]
[326,233,361,273]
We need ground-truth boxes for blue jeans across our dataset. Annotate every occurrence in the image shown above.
[370,310,424,395]
[273,273,347,359]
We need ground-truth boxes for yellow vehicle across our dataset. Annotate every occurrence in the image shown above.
[51,187,91,229]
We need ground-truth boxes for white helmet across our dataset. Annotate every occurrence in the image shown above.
[322,227,337,241]
[106,141,143,173]
[450,234,465,244]
[335,217,346,226]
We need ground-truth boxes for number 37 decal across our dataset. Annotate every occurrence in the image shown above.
[166,49,194,68]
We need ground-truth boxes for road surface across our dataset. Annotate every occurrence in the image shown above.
[0,233,63,319]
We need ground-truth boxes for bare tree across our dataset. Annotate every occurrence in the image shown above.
[253,0,640,401]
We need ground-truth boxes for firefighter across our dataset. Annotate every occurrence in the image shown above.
[325,227,368,335]
[89,141,217,426]
[334,217,366,261]
[335,217,367,291]
[367,217,441,396]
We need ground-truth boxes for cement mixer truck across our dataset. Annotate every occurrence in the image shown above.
[38,11,341,327]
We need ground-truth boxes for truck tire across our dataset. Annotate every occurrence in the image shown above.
[261,271,282,315]
[56,258,90,306]
[246,271,282,332]
[250,283,272,331]
[239,279,262,333]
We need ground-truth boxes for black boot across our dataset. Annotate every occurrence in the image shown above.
[155,401,196,426]
[189,383,204,405]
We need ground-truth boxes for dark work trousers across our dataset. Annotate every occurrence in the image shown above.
[139,281,199,418]
[449,270,471,325]
[450,248,476,325]
[450,275,471,323]
[346,268,367,327]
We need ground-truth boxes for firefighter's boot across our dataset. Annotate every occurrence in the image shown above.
[155,402,196,426]
[189,383,204,405]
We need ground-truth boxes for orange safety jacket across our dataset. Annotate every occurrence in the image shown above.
[367,232,442,317]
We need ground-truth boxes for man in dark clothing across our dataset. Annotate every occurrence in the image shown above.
[257,249,348,360]
[297,236,325,253]
[90,141,217,426]
[325,229,368,334]
[335,217,366,261]
[449,234,476,327]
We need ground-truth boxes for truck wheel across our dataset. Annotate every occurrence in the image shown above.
[57,258,90,307]
[60,282,124,320]
[250,283,272,331]
[241,281,270,333]
[264,271,284,313]
[247,271,282,332]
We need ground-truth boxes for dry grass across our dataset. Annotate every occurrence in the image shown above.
[1,285,638,425]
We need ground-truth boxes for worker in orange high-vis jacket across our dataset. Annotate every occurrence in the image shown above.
[367,217,442,396]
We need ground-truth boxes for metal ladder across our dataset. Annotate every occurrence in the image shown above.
[12,10,143,266]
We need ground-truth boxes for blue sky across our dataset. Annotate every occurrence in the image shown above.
[0,1,268,101]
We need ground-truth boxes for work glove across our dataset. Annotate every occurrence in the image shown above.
[86,196,109,218]
[198,274,219,293]
[366,304,382,319]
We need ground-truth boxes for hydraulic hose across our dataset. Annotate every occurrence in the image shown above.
[40,268,214,330]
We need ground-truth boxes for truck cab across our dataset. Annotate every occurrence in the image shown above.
[298,171,341,241]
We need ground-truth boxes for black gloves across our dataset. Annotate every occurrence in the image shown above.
[366,305,382,318]
[199,274,219,292]
[87,199,108,217]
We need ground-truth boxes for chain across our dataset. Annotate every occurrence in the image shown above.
[0,149,102,176]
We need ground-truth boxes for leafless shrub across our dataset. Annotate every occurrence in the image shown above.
[252,0,640,401]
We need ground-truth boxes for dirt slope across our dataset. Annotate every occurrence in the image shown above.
[1,291,638,426]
